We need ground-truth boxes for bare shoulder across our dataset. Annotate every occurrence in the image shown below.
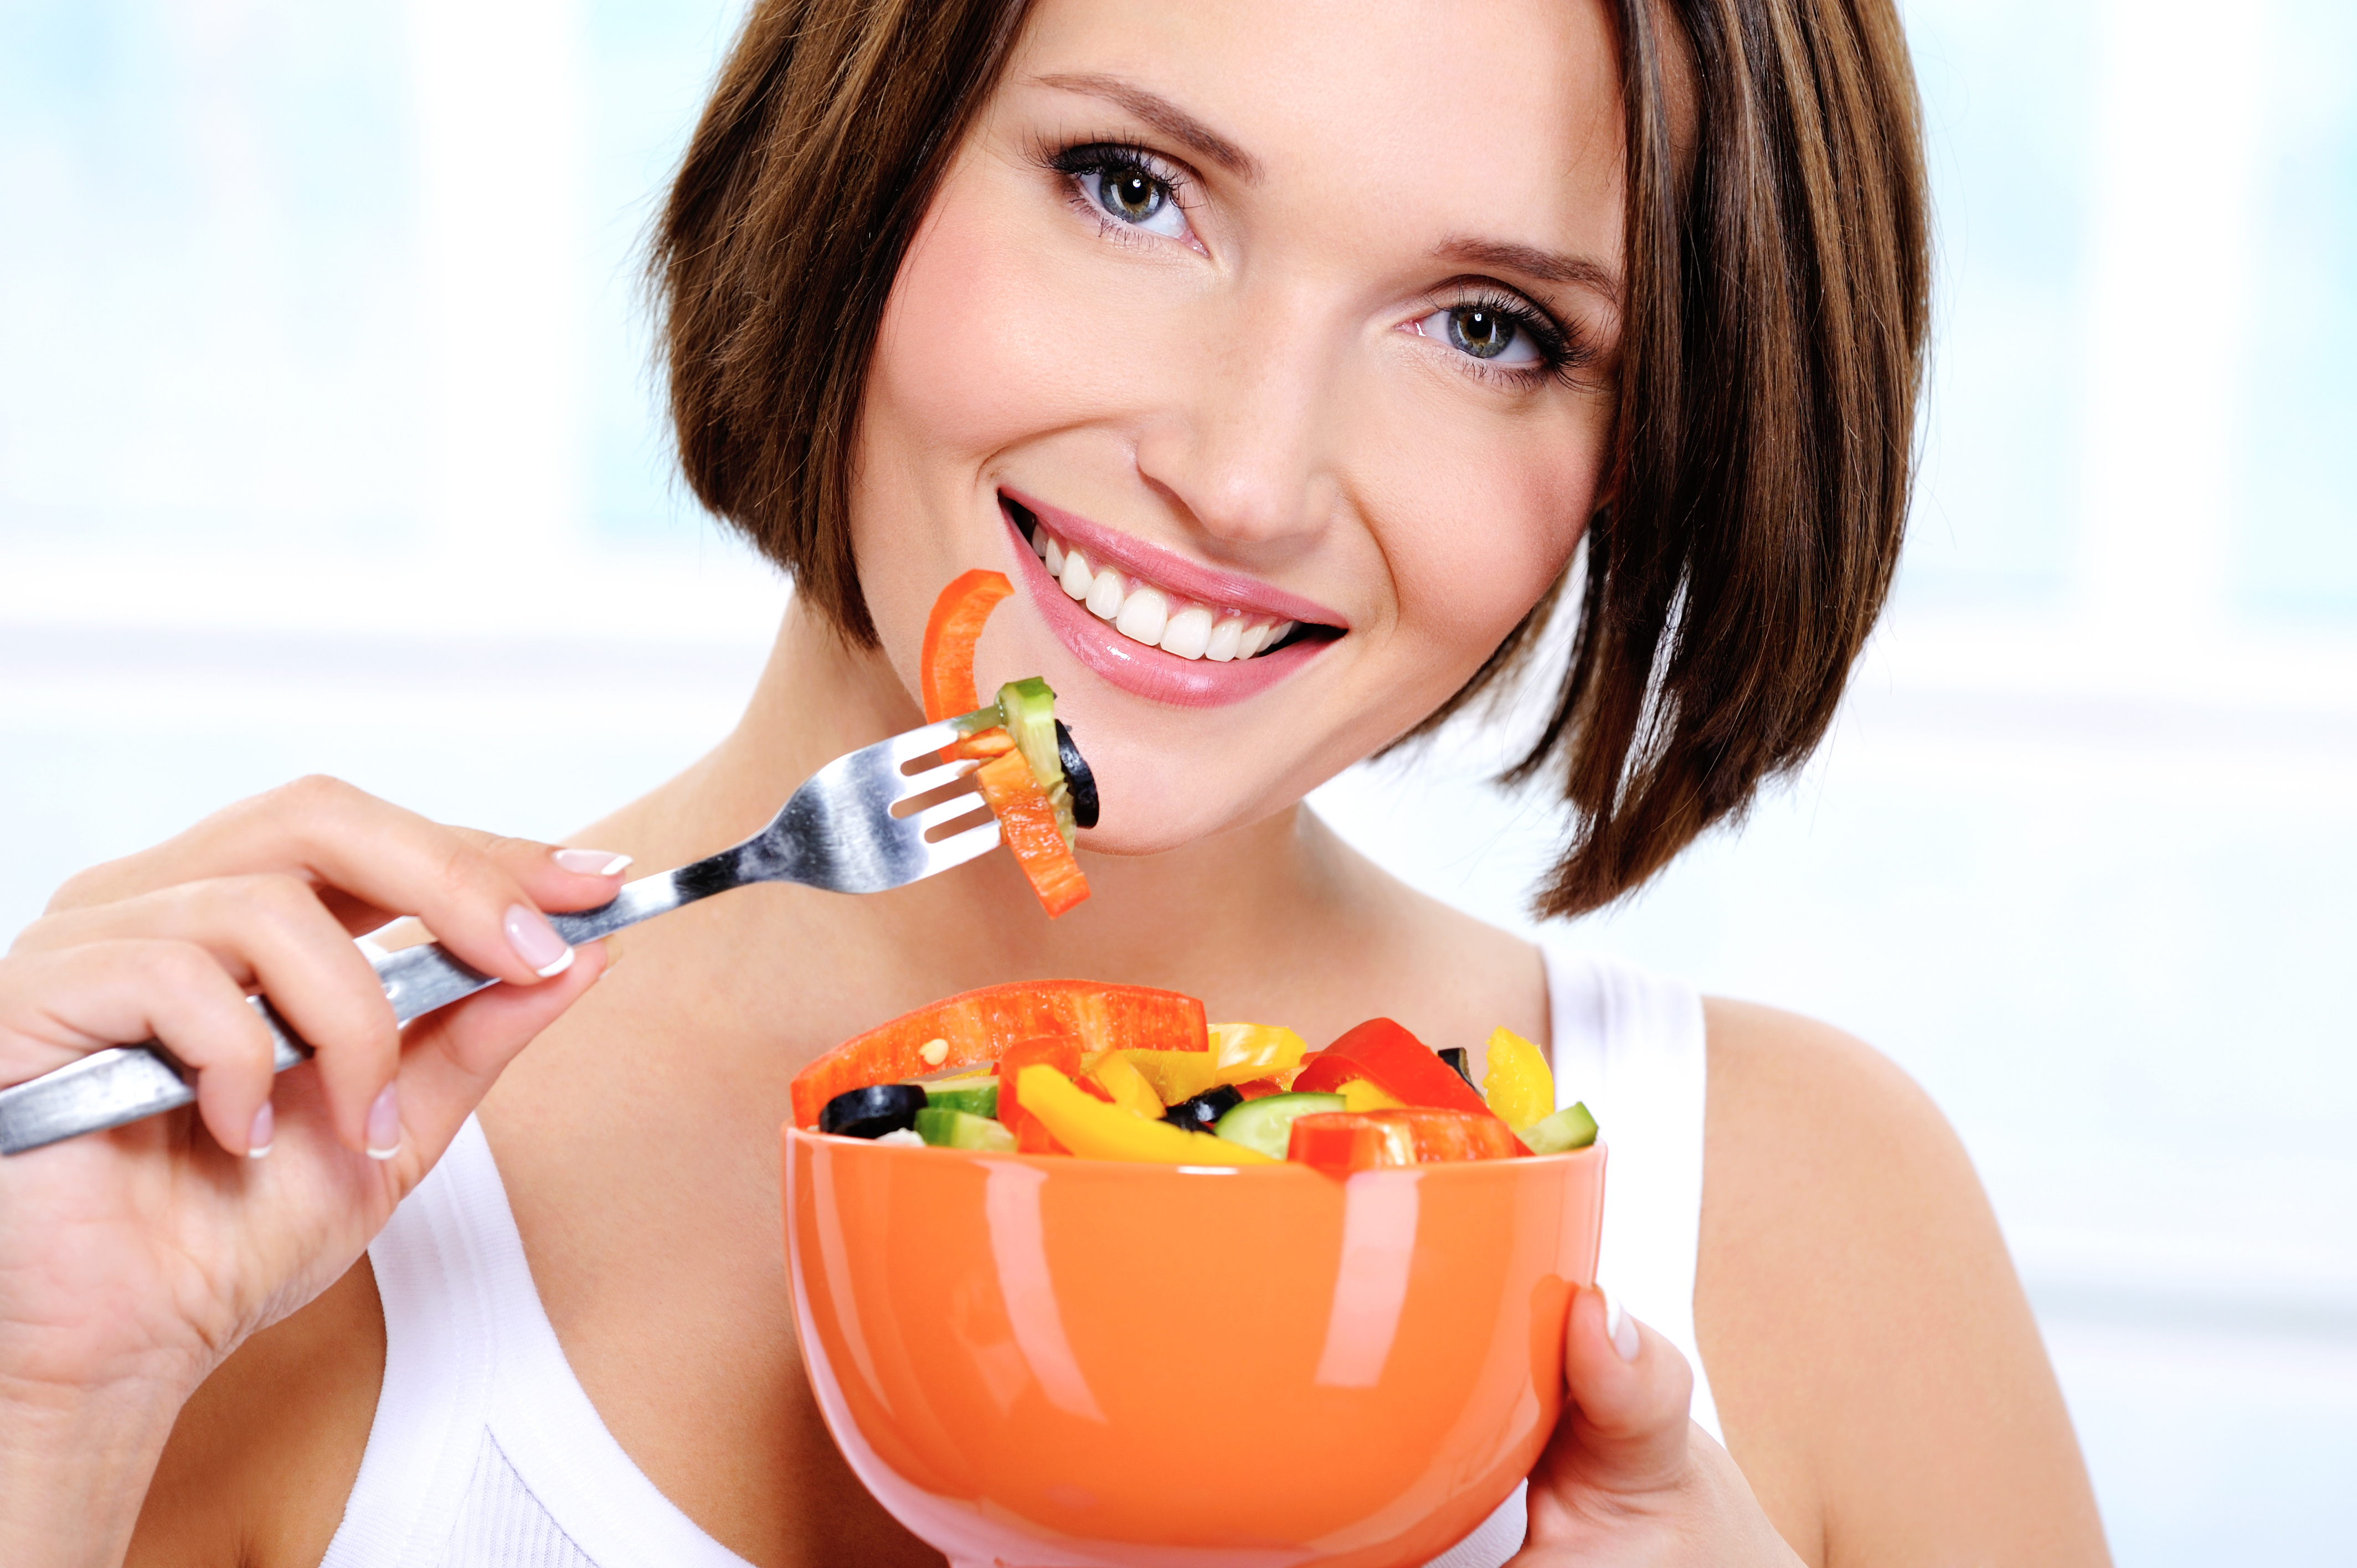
[127,1258,384,1567]
[1695,999,2110,1568]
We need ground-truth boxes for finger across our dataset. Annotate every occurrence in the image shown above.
[1558,1286,1695,1494]
[314,828,636,936]
[38,777,625,990]
[359,938,614,1171]
[0,941,277,1157]
[12,875,404,1154]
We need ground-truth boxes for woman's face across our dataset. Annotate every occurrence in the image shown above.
[855,0,1627,855]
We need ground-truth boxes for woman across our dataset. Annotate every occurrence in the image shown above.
[0,0,2111,1563]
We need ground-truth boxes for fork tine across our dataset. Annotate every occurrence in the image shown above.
[891,753,982,804]
[913,815,1002,876]
[910,793,996,837]
[876,708,998,772]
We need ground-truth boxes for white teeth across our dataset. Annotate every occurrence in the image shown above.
[1159,604,1213,659]
[1115,585,1169,645]
[1035,523,1307,663]
[1085,565,1125,620]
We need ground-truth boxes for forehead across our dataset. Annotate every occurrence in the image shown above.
[1007,0,1628,260]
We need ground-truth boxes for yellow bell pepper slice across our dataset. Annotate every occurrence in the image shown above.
[1207,1022,1309,1080]
[1119,1049,1222,1106]
[1339,1076,1405,1113]
[1480,1026,1554,1131]
[1083,1049,1166,1120]
[1016,1065,1273,1165]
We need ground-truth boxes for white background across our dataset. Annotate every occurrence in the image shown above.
[3,0,2352,1559]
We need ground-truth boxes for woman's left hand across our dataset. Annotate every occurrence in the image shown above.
[1511,1288,1805,1566]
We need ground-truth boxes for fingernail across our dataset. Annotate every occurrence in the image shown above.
[364,1082,403,1160]
[505,904,574,977]
[553,848,633,877]
[246,1102,274,1159]
[1603,1286,1640,1362]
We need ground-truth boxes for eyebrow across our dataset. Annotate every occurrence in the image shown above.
[1434,237,1622,310]
[1032,71,1262,182]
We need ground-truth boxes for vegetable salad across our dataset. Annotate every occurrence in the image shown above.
[791,981,1597,1174]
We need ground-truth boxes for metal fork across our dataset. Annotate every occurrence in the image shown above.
[0,707,1007,1156]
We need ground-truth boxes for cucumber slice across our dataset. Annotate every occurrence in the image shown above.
[996,677,1077,847]
[1213,1091,1345,1160]
[996,678,1063,794]
[915,1106,1020,1153]
[1520,1101,1598,1154]
[925,1077,999,1119]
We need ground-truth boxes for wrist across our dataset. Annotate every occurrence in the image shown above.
[1,1374,190,1568]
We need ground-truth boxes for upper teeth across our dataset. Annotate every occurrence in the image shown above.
[1033,523,1294,662]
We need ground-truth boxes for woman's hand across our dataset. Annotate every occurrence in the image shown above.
[1512,1288,1805,1567]
[0,777,623,1566]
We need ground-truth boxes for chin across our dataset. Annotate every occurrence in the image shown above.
[1053,728,1310,859]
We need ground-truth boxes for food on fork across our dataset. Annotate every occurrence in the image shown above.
[790,980,1599,1174]
[923,571,1092,915]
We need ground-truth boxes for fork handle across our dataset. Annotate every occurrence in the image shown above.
[0,859,738,1157]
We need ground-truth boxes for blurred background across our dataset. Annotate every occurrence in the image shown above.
[2,0,2350,1558]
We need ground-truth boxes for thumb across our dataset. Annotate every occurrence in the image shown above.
[1551,1285,1696,1494]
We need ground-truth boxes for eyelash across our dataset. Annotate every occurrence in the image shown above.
[1037,137,1591,389]
[1425,287,1589,389]
[1039,140,1196,243]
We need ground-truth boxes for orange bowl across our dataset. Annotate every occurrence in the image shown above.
[783,1127,1605,1567]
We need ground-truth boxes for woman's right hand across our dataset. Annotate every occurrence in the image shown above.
[0,776,622,1566]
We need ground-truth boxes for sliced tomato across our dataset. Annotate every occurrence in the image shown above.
[1285,1107,1524,1174]
[921,569,1014,724]
[1291,1018,1497,1119]
[974,749,1089,916]
[788,979,1205,1127]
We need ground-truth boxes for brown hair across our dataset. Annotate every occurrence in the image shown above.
[654,0,1929,917]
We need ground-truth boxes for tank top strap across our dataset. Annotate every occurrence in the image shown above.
[324,1117,751,1567]
[1542,946,1723,1442]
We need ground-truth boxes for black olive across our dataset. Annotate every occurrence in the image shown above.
[1163,1084,1244,1135]
[1056,719,1100,829]
[1438,1047,1475,1087]
[819,1083,928,1139]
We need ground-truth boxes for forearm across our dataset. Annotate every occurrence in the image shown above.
[1,1379,186,1568]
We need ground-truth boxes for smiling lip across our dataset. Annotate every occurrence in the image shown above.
[997,493,1343,709]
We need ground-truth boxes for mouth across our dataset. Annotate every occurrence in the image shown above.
[997,489,1345,709]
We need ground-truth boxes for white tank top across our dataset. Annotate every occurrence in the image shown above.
[322,948,1720,1567]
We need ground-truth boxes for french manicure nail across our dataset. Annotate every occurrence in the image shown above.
[553,848,633,877]
[505,904,574,977]
[364,1083,403,1160]
[246,1102,274,1159]
[1603,1286,1640,1362]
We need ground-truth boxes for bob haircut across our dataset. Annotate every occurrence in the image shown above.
[655,0,1929,918]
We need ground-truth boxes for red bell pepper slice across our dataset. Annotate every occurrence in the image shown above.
[1286,1108,1524,1174]
[922,569,1014,723]
[788,979,1206,1127]
[1290,1019,1499,1119]
[998,1035,1082,1152]
[973,749,1089,917]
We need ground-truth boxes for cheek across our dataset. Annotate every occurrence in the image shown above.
[1357,403,1599,687]
[864,171,1136,473]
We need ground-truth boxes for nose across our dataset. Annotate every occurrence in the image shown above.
[1131,280,1347,556]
